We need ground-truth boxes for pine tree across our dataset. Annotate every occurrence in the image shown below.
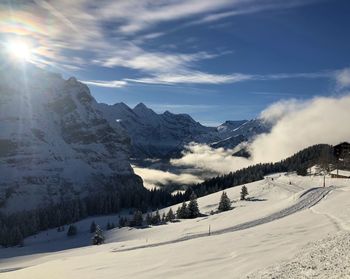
[176,205,182,219]
[151,210,161,225]
[131,210,143,227]
[166,208,175,222]
[119,217,127,228]
[177,202,189,219]
[90,221,97,233]
[106,222,112,230]
[188,194,200,218]
[92,225,104,245]
[218,192,231,212]
[146,213,152,225]
[67,225,77,236]
[240,186,248,200]
[10,227,24,247]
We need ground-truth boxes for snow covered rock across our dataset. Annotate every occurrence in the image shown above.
[0,62,143,213]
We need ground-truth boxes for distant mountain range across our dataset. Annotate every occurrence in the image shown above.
[98,103,271,158]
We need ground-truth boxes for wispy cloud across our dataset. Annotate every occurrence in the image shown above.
[126,72,253,85]
[82,79,127,88]
[83,69,341,88]
[94,48,219,73]
[0,0,324,82]
[96,0,238,34]
[189,0,317,26]
[124,70,335,86]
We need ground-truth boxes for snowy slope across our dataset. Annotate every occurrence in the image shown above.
[0,63,142,213]
[2,174,350,278]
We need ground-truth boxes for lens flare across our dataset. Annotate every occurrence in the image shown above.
[5,39,32,62]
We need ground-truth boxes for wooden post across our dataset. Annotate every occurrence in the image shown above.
[209,225,211,236]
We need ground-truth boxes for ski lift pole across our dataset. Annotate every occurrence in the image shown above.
[323,175,326,187]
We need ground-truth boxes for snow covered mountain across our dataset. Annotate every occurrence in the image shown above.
[98,103,270,158]
[98,102,215,158]
[0,63,142,213]
[209,119,271,149]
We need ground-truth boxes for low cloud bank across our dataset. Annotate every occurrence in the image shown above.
[172,94,350,174]
[133,165,203,189]
[170,143,250,174]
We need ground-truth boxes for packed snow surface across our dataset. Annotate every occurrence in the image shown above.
[1,174,350,278]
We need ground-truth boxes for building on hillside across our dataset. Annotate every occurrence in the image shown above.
[330,169,350,178]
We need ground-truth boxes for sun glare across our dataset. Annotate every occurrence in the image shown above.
[5,39,32,62]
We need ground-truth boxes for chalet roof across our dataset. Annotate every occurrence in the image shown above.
[330,169,350,177]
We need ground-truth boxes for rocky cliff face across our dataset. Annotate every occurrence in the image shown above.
[0,63,143,213]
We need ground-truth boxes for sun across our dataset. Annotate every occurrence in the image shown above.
[5,39,32,62]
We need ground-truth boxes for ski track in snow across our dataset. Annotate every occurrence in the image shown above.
[113,187,333,253]
[310,207,349,232]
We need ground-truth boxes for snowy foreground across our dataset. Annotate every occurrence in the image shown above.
[1,174,350,278]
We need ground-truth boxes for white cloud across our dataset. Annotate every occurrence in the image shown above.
[335,68,350,89]
[250,94,350,163]
[133,165,203,189]
[171,94,350,174]
[171,143,250,174]
[259,99,307,124]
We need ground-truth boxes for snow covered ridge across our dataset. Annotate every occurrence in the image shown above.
[98,103,270,158]
[0,63,143,213]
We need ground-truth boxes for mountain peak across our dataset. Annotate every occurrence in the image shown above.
[163,110,173,116]
[134,102,148,110]
[113,102,130,110]
[133,103,158,117]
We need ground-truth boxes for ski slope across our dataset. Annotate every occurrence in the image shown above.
[1,173,350,278]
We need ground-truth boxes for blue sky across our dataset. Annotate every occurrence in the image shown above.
[1,0,350,125]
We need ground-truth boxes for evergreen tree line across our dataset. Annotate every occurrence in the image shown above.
[116,208,176,228]
[0,186,184,247]
[187,144,335,199]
